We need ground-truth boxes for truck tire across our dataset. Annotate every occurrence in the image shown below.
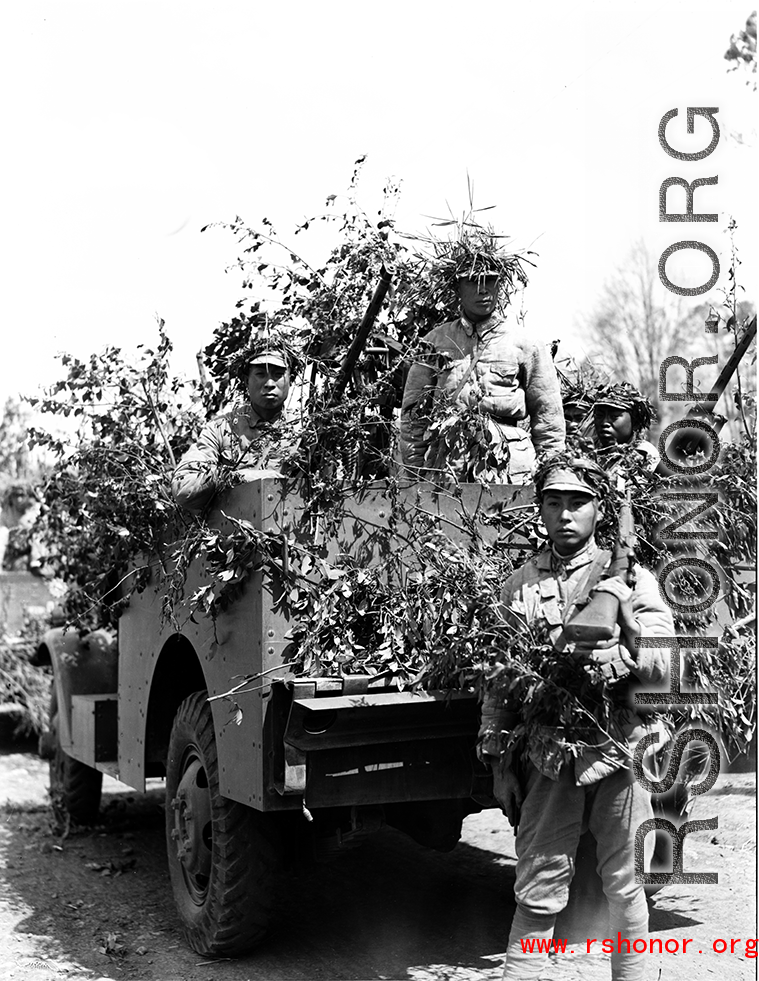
[165,691,283,957]
[49,722,104,824]
[47,691,103,825]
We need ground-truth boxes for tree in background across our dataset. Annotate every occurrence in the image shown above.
[581,238,755,437]
[580,241,705,425]
[0,397,51,571]
[0,397,46,487]
[725,10,757,89]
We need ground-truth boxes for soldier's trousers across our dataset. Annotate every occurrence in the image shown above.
[499,762,652,981]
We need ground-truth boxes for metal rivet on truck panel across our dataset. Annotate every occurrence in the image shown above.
[267,647,275,655]
[378,510,386,518]
[267,630,275,637]
[267,495,274,501]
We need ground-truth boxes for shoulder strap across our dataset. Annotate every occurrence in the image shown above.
[426,350,482,476]
[450,350,482,400]
[562,549,613,625]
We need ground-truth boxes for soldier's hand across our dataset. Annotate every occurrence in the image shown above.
[592,576,640,651]
[572,637,630,682]
[468,386,485,409]
[476,741,500,767]
[492,758,524,828]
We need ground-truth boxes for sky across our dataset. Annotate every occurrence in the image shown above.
[1,1,756,406]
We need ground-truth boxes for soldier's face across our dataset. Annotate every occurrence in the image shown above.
[246,363,290,419]
[594,405,633,447]
[540,491,598,555]
[563,405,587,437]
[457,275,500,323]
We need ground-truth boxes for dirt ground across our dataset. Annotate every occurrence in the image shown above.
[0,733,756,981]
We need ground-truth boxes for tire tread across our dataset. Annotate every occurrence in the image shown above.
[166,691,283,956]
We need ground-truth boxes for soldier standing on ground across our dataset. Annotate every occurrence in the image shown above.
[399,231,565,483]
[478,454,674,981]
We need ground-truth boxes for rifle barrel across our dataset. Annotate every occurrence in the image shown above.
[660,315,757,466]
[690,315,757,416]
[331,264,393,403]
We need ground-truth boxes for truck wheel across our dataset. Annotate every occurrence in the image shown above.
[48,717,104,825]
[46,688,103,825]
[166,691,283,957]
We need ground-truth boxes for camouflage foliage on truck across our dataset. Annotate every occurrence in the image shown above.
[25,165,756,761]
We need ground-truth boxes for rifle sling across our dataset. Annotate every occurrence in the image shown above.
[428,350,483,473]
[562,548,613,625]
[450,350,482,400]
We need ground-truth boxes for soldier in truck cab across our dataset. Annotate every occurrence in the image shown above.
[172,336,299,514]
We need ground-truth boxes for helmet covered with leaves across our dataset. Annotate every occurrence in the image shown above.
[439,222,531,301]
[561,387,594,425]
[560,374,595,414]
[230,331,303,388]
[562,391,594,413]
[594,382,655,436]
[404,211,535,321]
[534,451,611,503]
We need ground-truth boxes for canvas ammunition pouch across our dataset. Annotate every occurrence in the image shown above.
[557,550,632,684]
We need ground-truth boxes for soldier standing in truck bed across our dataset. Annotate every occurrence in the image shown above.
[593,381,659,473]
[399,238,565,483]
[172,336,298,514]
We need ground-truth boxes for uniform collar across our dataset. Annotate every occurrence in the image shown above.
[459,312,502,338]
[552,537,598,572]
[242,403,285,428]
[536,537,598,573]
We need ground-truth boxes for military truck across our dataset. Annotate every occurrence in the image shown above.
[37,475,531,957]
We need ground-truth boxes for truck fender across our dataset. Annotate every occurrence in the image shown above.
[36,627,118,755]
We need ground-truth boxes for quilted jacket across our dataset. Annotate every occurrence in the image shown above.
[400,312,565,481]
[171,405,288,514]
[479,540,675,785]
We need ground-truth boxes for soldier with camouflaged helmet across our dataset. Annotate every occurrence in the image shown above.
[399,229,565,483]
[593,381,659,472]
[478,454,674,981]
